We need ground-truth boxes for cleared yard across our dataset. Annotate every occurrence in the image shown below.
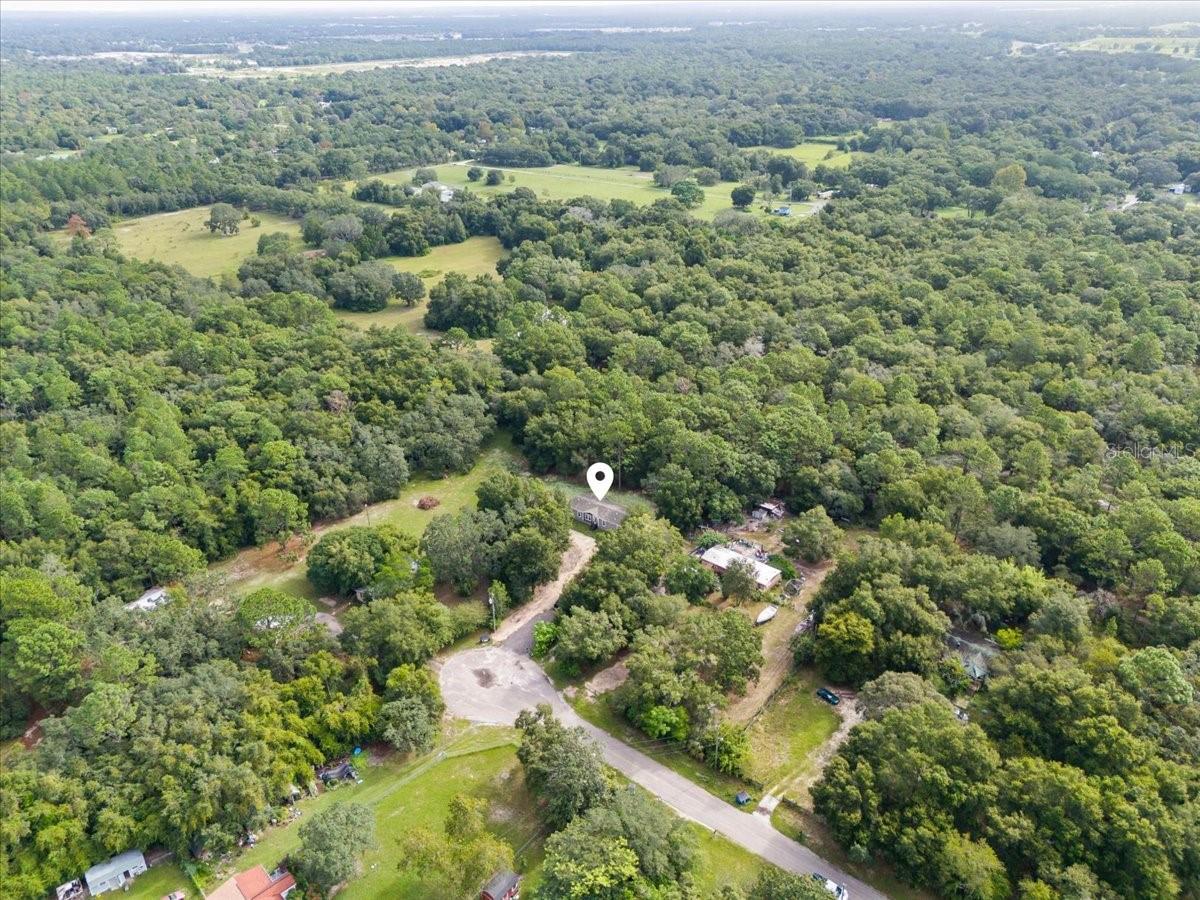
[121,862,196,900]
[107,206,301,277]
[934,205,972,219]
[334,236,505,331]
[1068,36,1200,57]
[206,725,545,899]
[743,672,840,794]
[689,824,766,893]
[364,162,816,222]
[746,141,859,169]
[197,721,765,898]
[210,434,519,599]
[538,474,654,534]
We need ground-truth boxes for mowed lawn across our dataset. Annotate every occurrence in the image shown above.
[207,725,546,899]
[744,672,840,793]
[123,861,196,900]
[334,236,505,331]
[689,824,766,893]
[199,721,766,898]
[210,434,519,600]
[109,206,301,277]
[365,162,814,222]
[745,141,859,169]
[1069,36,1200,57]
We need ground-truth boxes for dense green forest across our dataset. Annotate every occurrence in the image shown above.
[1,4,1198,899]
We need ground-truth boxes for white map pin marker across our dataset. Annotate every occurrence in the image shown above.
[586,462,613,501]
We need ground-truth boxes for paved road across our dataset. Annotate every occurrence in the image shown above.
[439,542,886,899]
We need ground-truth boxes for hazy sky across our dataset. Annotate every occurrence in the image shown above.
[1,0,984,13]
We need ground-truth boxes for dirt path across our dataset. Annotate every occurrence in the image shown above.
[725,559,833,724]
[491,531,596,652]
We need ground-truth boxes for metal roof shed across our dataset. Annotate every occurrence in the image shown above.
[84,850,147,895]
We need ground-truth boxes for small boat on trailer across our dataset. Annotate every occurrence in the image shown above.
[755,604,779,626]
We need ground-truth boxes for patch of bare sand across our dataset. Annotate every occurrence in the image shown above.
[583,660,629,699]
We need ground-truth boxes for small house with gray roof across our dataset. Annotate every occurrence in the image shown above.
[569,495,628,531]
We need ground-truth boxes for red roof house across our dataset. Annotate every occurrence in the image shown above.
[208,866,296,900]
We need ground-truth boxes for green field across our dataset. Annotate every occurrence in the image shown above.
[689,824,766,893]
[744,673,840,793]
[334,236,505,331]
[210,434,519,599]
[195,722,764,898]
[1069,36,1200,57]
[745,141,859,169]
[108,206,301,278]
[934,205,972,219]
[366,162,818,222]
[206,725,543,899]
[122,861,196,900]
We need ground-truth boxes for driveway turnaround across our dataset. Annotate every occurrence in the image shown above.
[439,541,885,899]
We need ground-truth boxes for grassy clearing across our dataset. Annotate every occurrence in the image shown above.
[1069,36,1200,57]
[106,207,301,278]
[205,724,544,899]
[364,162,817,222]
[333,236,505,331]
[122,862,197,900]
[744,672,840,792]
[745,141,859,169]
[689,824,766,893]
[538,475,655,534]
[196,721,759,899]
[385,235,505,282]
[934,205,972,219]
[572,695,755,801]
[210,434,519,599]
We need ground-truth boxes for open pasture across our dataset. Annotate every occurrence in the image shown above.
[105,206,301,278]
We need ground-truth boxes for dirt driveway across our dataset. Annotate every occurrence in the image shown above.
[725,559,832,724]
[492,530,596,653]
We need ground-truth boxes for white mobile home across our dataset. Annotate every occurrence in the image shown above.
[84,850,147,895]
[700,546,782,590]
